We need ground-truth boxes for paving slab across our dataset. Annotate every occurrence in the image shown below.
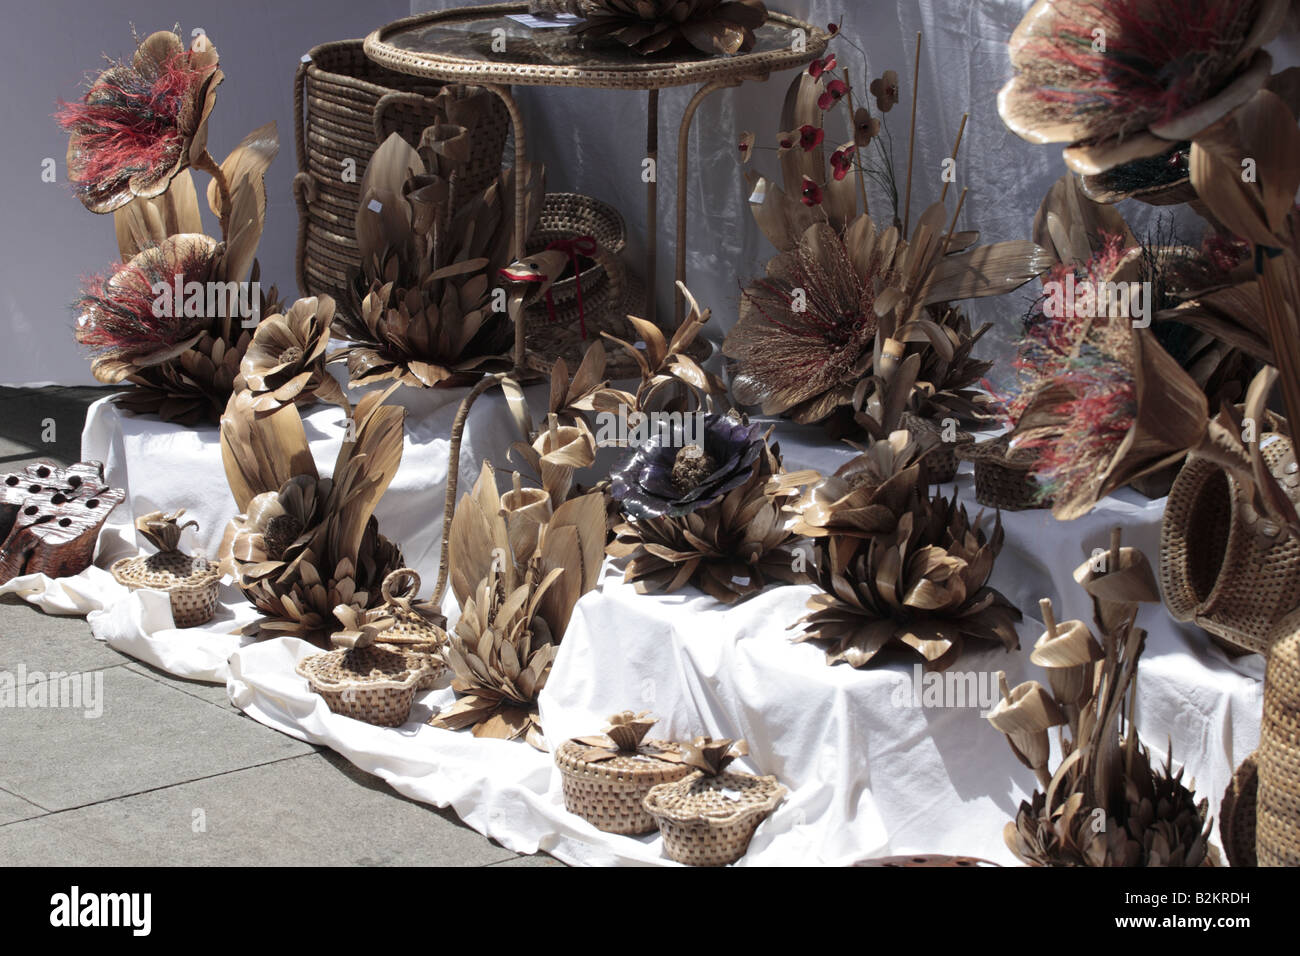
[124,661,235,711]
[0,596,131,673]
[0,751,525,866]
[0,787,45,825]
[0,665,313,811]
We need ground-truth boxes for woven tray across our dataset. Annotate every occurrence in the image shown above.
[1160,431,1300,656]
[900,411,973,485]
[643,770,786,866]
[556,738,689,835]
[297,644,423,727]
[1258,617,1300,866]
[294,38,510,307]
[110,551,221,629]
[956,434,1050,511]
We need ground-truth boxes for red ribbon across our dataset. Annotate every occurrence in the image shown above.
[546,236,598,340]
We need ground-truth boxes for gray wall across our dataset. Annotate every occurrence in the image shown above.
[0,0,407,385]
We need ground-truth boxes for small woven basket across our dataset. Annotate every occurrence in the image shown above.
[556,738,689,835]
[294,39,510,308]
[527,193,627,308]
[370,568,448,692]
[956,434,1050,511]
[643,770,786,866]
[110,552,221,629]
[297,644,423,727]
[1160,430,1300,656]
[900,412,973,485]
[1258,617,1300,866]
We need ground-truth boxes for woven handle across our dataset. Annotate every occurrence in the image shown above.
[381,567,421,606]
[373,90,438,145]
[293,57,312,298]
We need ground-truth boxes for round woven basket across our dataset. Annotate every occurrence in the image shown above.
[900,412,973,485]
[1160,431,1300,657]
[294,39,510,309]
[555,738,689,835]
[296,644,423,727]
[955,434,1050,511]
[643,770,786,867]
[370,569,448,692]
[527,193,627,308]
[1258,616,1300,866]
[110,552,221,629]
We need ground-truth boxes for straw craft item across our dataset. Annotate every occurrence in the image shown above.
[368,568,447,691]
[293,39,509,307]
[555,711,691,834]
[0,460,124,584]
[642,737,785,866]
[527,192,627,308]
[296,643,424,727]
[1258,619,1300,865]
[900,411,971,485]
[856,854,999,867]
[956,435,1050,511]
[1220,753,1259,867]
[110,511,221,628]
[1160,428,1300,656]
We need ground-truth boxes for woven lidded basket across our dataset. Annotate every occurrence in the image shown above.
[1160,430,1300,656]
[297,644,424,727]
[370,568,448,692]
[555,711,691,835]
[527,193,627,308]
[644,770,786,866]
[1258,615,1300,866]
[293,39,510,308]
[900,411,973,485]
[111,551,221,628]
[956,434,1050,511]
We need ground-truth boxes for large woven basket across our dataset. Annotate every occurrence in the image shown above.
[556,738,689,835]
[297,644,424,727]
[293,39,510,309]
[1160,431,1300,657]
[956,434,1050,511]
[370,568,448,692]
[643,770,786,866]
[1258,616,1300,866]
[110,552,221,629]
[901,412,973,485]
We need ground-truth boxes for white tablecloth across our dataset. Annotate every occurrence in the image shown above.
[1,392,1265,864]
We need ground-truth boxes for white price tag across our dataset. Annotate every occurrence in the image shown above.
[367,199,383,213]
[505,13,583,29]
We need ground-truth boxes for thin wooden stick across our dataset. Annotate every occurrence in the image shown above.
[1039,598,1057,638]
[844,85,869,217]
[1108,526,1122,572]
[941,187,967,253]
[902,31,922,237]
[939,112,968,204]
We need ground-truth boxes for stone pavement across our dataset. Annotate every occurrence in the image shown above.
[0,386,558,866]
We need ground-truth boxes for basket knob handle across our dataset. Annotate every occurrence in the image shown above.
[382,567,421,606]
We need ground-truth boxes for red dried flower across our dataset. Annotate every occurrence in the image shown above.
[799,124,825,151]
[800,176,824,206]
[818,79,849,110]
[808,53,837,78]
[830,146,856,181]
[56,31,221,214]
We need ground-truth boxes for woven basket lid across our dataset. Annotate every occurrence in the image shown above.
[370,568,447,646]
[556,738,684,778]
[296,644,423,693]
[111,551,220,592]
[643,770,786,828]
[955,433,1037,467]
